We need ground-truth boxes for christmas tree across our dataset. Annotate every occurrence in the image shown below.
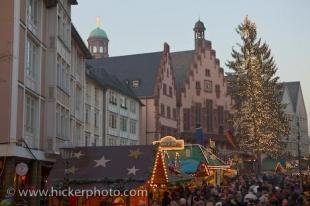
[227,16,290,173]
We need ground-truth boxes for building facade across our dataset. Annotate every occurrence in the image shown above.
[281,82,309,157]
[171,20,234,150]
[87,43,178,145]
[86,21,234,148]
[0,0,91,203]
[85,68,141,146]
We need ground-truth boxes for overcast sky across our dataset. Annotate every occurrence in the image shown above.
[72,0,310,134]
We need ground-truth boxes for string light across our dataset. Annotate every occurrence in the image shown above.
[227,16,290,164]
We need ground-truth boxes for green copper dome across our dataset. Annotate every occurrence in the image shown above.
[89,27,108,39]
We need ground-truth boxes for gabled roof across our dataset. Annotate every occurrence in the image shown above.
[281,81,301,112]
[86,52,162,97]
[86,66,141,103]
[47,145,157,190]
[170,50,195,90]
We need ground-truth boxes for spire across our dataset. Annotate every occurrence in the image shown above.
[96,16,102,27]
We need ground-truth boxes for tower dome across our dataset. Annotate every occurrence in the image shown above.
[89,27,108,39]
[193,20,206,32]
[87,25,109,59]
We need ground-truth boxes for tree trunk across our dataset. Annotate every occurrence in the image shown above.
[257,150,262,175]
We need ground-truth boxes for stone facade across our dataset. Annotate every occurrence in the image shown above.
[281,82,309,157]
[0,0,90,203]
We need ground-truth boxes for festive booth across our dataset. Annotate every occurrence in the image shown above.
[47,145,168,206]
[153,136,232,187]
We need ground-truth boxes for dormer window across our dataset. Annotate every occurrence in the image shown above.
[99,46,103,53]
[132,80,140,88]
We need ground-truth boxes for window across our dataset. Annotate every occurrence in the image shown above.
[120,116,127,132]
[94,109,99,128]
[163,84,167,95]
[56,103,69,140]
[99,46,103,53]
[85,105,91,124]
[28,0,38,26]
[205,69,210,77]
[94,135,99,146]
[218,106,224,124]
[195,103,202,125]
[167,106,171,119]
[109,112,117,129]
[132,80,140,88]
[215,85,220,98]
[56,56,69,92]
[95,88,99,105]
[160,104,165,116]
[75,86,82,114]
[204,80,213,93]
[85,133,90,147]
[120,96,127,109]
[93,46,97,53]
[109,91,117,105]
[25,94,37,135]
[206,99,213,132]
[57,15,62,38]
[130,120,137,134]
[169,87,173,97]
[130,100,136,113]
[173,108,177,120]
[183,108,190,131]
[26,38,38,81]
[196,81,201,89]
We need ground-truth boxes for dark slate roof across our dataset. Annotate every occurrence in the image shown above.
[86,66,141,103]
[47,145,157,190]
[71,24,92,59]
[282,81,300,112]
[170,50,195,90]
[86,52,162,97]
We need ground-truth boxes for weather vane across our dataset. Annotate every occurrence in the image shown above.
[96,16,102,27]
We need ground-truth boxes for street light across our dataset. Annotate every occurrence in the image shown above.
[59,144,73,206]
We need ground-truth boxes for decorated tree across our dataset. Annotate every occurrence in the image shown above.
[227,16,290,173]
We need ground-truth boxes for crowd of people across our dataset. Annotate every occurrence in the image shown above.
[152,174,309,206]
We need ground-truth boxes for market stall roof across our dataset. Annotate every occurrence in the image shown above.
[47,145,158,190]
[163,144,229,183]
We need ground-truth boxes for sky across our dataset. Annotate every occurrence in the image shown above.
[72,0,310,133]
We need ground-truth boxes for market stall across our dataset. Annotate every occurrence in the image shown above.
[47,145,168,206]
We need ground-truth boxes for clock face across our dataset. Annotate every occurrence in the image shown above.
[16,163,29,176]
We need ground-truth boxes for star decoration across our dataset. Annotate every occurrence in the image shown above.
[65,166,78,174]
[129,148,143,159]
[127,165,139,175]
[94,156,111,168]
[72,151,84,159]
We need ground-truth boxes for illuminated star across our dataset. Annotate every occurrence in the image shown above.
[72,151,84,159]
[129,149,143,159]
[65,166,78,174]
[94,156,111,167]
[127,166,139,175]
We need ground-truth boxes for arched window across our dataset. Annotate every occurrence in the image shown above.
[99,46,103,53]
[93,46,97,53]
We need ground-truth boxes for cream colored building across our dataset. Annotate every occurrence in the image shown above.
[85,68,141,146]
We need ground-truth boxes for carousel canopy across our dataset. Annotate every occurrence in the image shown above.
[47,145,158,190]
[163,144,229,183]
